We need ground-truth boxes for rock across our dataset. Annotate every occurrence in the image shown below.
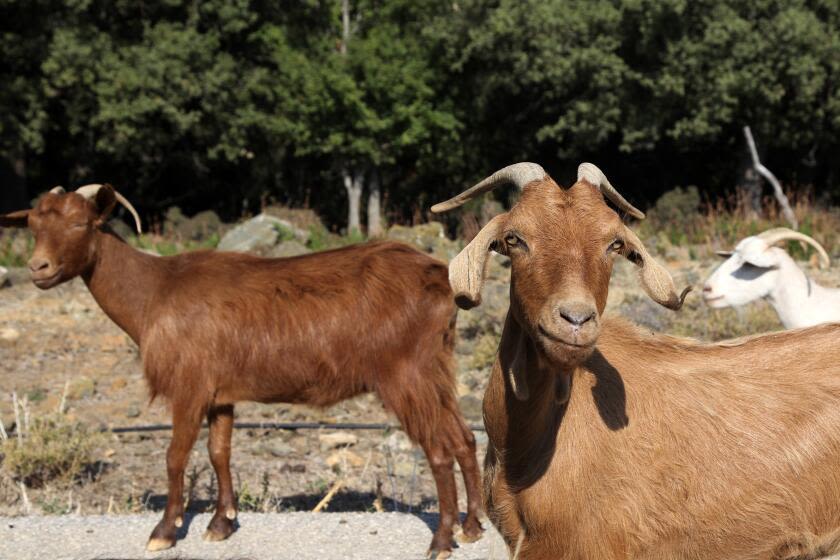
[318,432,358,450]
[0,327,20,342]
[218,214,308,254]
[458,395,483,421]
[386,222,459,261]
[381,431,413,453]
[125,405,141,418]
[0,266,9,288]
[325,449,365,470]
[68,377,96,400]
[262,440,294,458]
[266,240,311,258]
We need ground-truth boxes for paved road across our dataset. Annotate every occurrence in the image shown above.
[0,512,508,560]
[6,513,840,560]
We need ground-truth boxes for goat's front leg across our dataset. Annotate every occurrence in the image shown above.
[146,403,204,551]
[203,404,237,541]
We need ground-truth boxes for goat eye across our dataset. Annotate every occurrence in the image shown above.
[609,240,624,253]
[505,234,519,247]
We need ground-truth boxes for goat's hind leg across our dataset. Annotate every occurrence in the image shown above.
[204,404,237,542]
[421,439,459,560]
[446,409,484,543]
[146,402,204,551]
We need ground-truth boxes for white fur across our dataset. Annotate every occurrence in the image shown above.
[703,235,840,328]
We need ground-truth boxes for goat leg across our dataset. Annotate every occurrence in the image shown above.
[423,441,458,559]
[204,404,237,541]
[147,403,203,551]
[448,411,484,544]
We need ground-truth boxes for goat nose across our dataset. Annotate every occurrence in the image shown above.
[702,285,712,293]
[557,303,596,327]
[28,257,50,273]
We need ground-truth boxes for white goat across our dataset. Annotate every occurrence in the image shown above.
[702,228,838,328]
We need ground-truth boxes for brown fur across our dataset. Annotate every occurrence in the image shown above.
[2,188,482,556]
[443,171,840,559]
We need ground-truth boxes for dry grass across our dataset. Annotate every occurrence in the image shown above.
[637,187,840,261]
[1,392,101,489]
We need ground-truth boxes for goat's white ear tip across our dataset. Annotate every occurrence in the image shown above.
[715,251,734,259]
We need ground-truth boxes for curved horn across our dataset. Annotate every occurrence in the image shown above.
[75,184,143,235]
[577,163,645,220]
[756,227,830,269]
[50,186,66,194]
[431,162,546,213]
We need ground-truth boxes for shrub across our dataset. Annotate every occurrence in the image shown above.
[1,397,100,488]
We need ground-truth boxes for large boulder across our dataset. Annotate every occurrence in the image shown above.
[266,240,311,258]
[218,214,308,254]
[386,221,459,261]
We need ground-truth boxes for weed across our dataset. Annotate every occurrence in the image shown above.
[0,394,101,488]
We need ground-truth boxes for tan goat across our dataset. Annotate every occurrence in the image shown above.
[433,163,840,560]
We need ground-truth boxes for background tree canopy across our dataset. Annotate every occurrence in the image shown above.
[1,0,838,231]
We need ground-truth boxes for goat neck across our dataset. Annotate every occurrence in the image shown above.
[83,229,165,343]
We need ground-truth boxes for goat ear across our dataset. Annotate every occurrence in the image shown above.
[739,242,779,268]
[448,214,506,309]
[0,209,30,228]
[621,225,691,310]
[92,184,117,225]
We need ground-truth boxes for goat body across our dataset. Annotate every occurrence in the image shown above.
[432,163,840,560]
[703,230,839,328]
[2,186,482,557]
[485,316,840,559]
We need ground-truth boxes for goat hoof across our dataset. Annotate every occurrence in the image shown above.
[203,514,235,542]
[426,549,452,560]
[455,522,484,544]
[146,537,175,552]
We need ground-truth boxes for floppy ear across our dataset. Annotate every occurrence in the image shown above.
[0,209,30,228]
[621,225,691,310]
[448,214,506,309]
[92,184,117,226]
[738,240,780,268]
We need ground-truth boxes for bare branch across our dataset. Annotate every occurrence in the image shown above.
[743,126,798,229]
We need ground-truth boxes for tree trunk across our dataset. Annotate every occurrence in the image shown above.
[343,167,363,234]
[367,170,383,237]
[340,0,350,55]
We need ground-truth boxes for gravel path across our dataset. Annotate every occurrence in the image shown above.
[0,512,508,560]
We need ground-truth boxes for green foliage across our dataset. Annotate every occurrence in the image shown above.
[0,0,838,225]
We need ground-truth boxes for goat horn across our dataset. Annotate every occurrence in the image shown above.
[75,184,143,235]
[431,162,546,213]
[577,163,645,220]
[50,186,66,194]
[756,228,830,269]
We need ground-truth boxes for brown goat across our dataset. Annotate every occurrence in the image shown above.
[1,185,482,558]
[433,162,840,560]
